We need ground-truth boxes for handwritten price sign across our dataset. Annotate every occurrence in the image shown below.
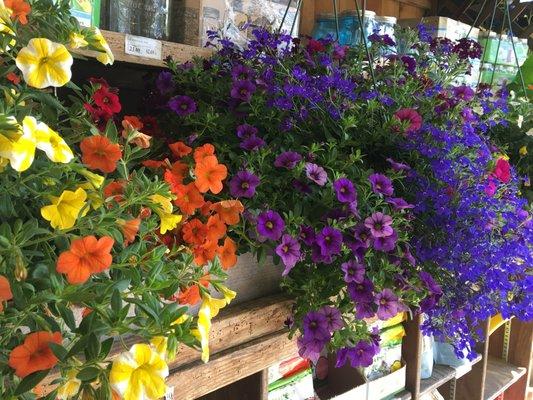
[124,34,162,60]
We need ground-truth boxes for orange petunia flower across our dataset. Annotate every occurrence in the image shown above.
[5,0,31,25]
[82,307,93,318]
[8,331,62,378]
[142,159,169,169]
[193,143,215,163]
[194,155,227,194]
[211,200,244,225]
[6,72,20,85]
[164,169,184,193]
[80,135,122,173]
[103,180,126,203]
[171,161,189,181]
[118,218,140,246]
[177,284,201,305]
[121,115,143,131]
[56,236,115,285]
[0,275,13,312]
[173,182,205,215]
[217,237,238,270]
[193,240,217,266]
[169,141,192,158]
[200,200,213,217]
[182,218,207,246]
[206,214,226,242]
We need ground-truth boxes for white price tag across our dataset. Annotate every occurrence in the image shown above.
[124,34,162,60]
[164,386,174,400]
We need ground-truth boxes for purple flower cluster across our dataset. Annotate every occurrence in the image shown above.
[298,306,343,362]
[235,124,266,152]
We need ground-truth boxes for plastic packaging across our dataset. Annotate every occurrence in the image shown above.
[107,0,170,40]
[420,335,434,379]
[433,340,470,368]
[312,13,337,40]
[338,10,375,47]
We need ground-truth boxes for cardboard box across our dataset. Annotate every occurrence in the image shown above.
[398,16,479,41]
[317,355,406,400]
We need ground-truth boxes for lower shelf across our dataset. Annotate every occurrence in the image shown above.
[484,356,527,400]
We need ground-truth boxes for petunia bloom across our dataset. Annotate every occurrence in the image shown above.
[8,331,62,377]
[4,0,31,24]
[80,135,122,173]
[316,226,342,258]
[217,237,238,270]
[172,182,205,215]
[229,170,260,198]
[302,311,331,341]
[305,163,328,186]
[364,212,394,238]
[93,86,122,114]
[341,259,365,284]
[369,173,394,196]
[169,141,192,158]
[118,218,141,246]
[333,177,357,203]
[194,155,228,194]
[318,306,343,332]
[257,210,285,240]
[56,235,114,284]
[110,343,169,400]
[493,158,511,183]
[375,288,401,320]
[57,370,82,400]
[16,38,73,88]
[41,187,87,230]
[393,108,422,134]
[211,200,244,225]
[168,95,197,116]
[150,194,183,234]
[275,234,301,276]
[0,275,13,312]
[230,80,256,102]
[274,151,302,169]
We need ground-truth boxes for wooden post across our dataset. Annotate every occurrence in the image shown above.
[402,313,422,399]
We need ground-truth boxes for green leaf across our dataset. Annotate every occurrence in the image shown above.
[67,334,91,357]
[84,333,101,361]
[127,298,159,321]
[14,369,50,395]
[77,366,100,382]
[57,304,76,331]
[48,342,68,361]
[111,289,122,315]
[100,337,114,359]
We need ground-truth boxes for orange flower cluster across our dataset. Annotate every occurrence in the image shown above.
[144,142,243,304]
[8,331,62,378]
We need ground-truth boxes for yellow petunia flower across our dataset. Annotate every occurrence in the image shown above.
[90,28,114,65]
[40,187,87,229]
[79,182,103,210]
[78,169,105,189]
[197,286,235,363]
[150,336,168,359]
[69,32,88,49]
[150,194,182,234]
[519,146,527,157]
[0,130,35,172]
[57,370,82,399]
[23,116,73,163]
[0,5,16,52]
[16,38,73,89]
[110,343,169,400]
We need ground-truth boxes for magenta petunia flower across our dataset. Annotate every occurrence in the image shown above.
[341,259,365,283]
[394,108,422,134]
[276,234,301,276]
[452,85,475,102]
[305,163,328,186]
[303,311,330,341]
[229,170,260,198]
[274,151,302,169]
[168,95,197,116]
[347,279,374,303]
[369,173,394,196]
[333,177,357,203]
[375,288,401,320]
[364,212,393,238]
[256,210,285,240]
[493,158,511,183]
[336,340,377,368]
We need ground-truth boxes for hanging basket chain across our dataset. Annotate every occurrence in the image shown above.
[354,0,379,94]
[477,0,501,88]
[504,0,528,97]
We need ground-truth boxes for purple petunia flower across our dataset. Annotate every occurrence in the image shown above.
[303,311,331,341]
[373,229,398,252]
[387,197,415,211]
[333,177,357,203]
[319,306,343,332]
[316,226,343,258]
[351,224,372,250]
[299,225,316,246]
[347,279,374,302]
[168,95,197,117]
[306,163,328,186]
[276,234,301,276]
[274,151,302,169]
[230,80,256,102]
[236,123,258,139]
[156,71,175,95]
[229,170,260,198]
[336,340,377,368]
[293,179,312,194]
[369,173,394,196]
[341,259,365,284]
[240,135,266,151]
[256,210,285,241]
[364,212,394,238]
[453,85,475,102]
[386,158,411,172]
[375,289,401,320]
[355,300,375,319]
[231,64,254,81]
[401,55,416,74]
[298,336,325,363]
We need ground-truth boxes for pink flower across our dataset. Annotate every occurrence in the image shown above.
[393,108,422,134]
[493,158,510,183]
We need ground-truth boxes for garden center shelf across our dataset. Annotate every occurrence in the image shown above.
[73,30,211,67]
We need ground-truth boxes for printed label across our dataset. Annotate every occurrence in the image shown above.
[124,34,162,60]
[164,386,174,400]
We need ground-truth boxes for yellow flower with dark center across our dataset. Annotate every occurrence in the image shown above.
[110,343,169,400]
[16,38,73,88]
[40,187,87,229]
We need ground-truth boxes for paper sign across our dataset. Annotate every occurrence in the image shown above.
[164,386,174,400]
[124,34,162,60]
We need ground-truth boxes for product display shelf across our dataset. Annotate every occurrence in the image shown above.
[484,357,527,400]
[73,30,212,67]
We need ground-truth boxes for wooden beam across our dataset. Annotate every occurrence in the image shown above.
[504,320,533,399]
[454,0,476,20]
[402,314,422,399]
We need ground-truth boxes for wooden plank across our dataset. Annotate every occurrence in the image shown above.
[399,3,426,19]
[455,319,490,400]
[299,0,316,36]
[420,364,456,396]
[166,330,298,400]
[73,30,212,68]
[484,357,527,400]
[504,320,533,400]
[399,0,432,9]
[402,314,422,399]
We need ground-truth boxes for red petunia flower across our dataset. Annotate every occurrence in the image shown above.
[393,108,423,134]
[93,86,121,115]
[6,72,20,84]
[84,103,112,131]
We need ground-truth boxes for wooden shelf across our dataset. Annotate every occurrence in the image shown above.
[73,30,212,67]
[484,357,527,400]
[420,364,456,396]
